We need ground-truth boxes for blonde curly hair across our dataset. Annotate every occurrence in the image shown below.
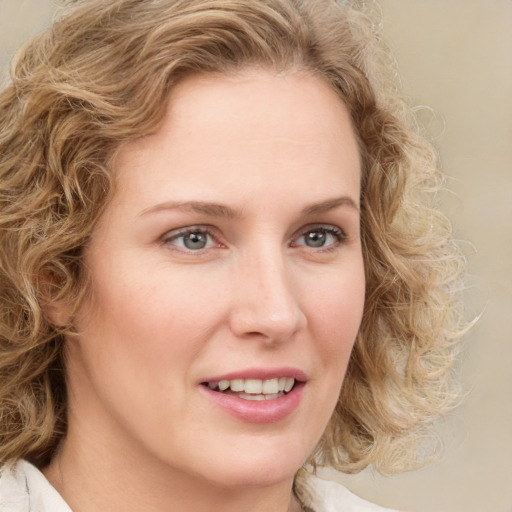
[0,0,464,474]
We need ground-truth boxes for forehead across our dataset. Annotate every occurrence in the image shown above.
[123,68,357,150]
[111,69,361,215]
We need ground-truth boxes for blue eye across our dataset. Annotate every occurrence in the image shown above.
[165,229,215,250]
[296,227,344,248]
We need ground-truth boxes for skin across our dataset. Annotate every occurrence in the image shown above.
[44,68,365,512]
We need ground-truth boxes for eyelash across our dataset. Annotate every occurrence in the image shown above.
[161,224,347,253]
[161,226,221,252]
[292,225,347,251]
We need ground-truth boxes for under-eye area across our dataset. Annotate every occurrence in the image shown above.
[201,378,298,401]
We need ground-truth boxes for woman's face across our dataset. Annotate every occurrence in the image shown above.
[63,69,365,490]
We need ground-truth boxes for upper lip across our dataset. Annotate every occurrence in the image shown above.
[200,367,307,384]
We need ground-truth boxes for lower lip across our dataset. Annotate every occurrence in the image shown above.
[199,383,305,424]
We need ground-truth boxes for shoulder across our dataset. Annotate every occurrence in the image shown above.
[300,473,404,512]
[0,460,71,512]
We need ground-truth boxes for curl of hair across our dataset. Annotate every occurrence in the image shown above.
[0,0,465,473]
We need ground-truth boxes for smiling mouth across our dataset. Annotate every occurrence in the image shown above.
[201,377,296,401]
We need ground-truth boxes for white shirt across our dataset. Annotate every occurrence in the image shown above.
[0,460,401,512]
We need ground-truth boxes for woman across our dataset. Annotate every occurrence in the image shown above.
[0,1,464,511]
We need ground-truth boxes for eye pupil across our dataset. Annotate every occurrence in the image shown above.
[184,232,208,250]
[305,230,326,247]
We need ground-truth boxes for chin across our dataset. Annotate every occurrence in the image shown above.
[172,436,310,491]
[205,460,301,490]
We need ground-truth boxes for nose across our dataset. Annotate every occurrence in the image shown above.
[228,248,307,343]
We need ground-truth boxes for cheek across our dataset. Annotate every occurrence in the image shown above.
[306,267,365,359]
[67,267,227,432]
[76,261,227,371]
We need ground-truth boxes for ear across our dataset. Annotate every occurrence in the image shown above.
[43,298,72,327]
[38,269,73,327]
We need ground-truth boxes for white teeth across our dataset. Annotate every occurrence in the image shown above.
[262,378,279,394]
[218,380,230,391]
[245,379,263,394]
[206,377,296,395]
[238,392,283,401]
[283,377,294,392]
[229,379,244,392]
[239,393,266,401]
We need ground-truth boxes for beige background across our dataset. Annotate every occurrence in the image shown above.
[1,1,511,511]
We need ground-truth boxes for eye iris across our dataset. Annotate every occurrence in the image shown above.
[184,232,208,250]
[305,230,326,247]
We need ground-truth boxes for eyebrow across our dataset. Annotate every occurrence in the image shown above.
[301,196,359,215]
[139,195,359,218]
[139,201,240,218]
